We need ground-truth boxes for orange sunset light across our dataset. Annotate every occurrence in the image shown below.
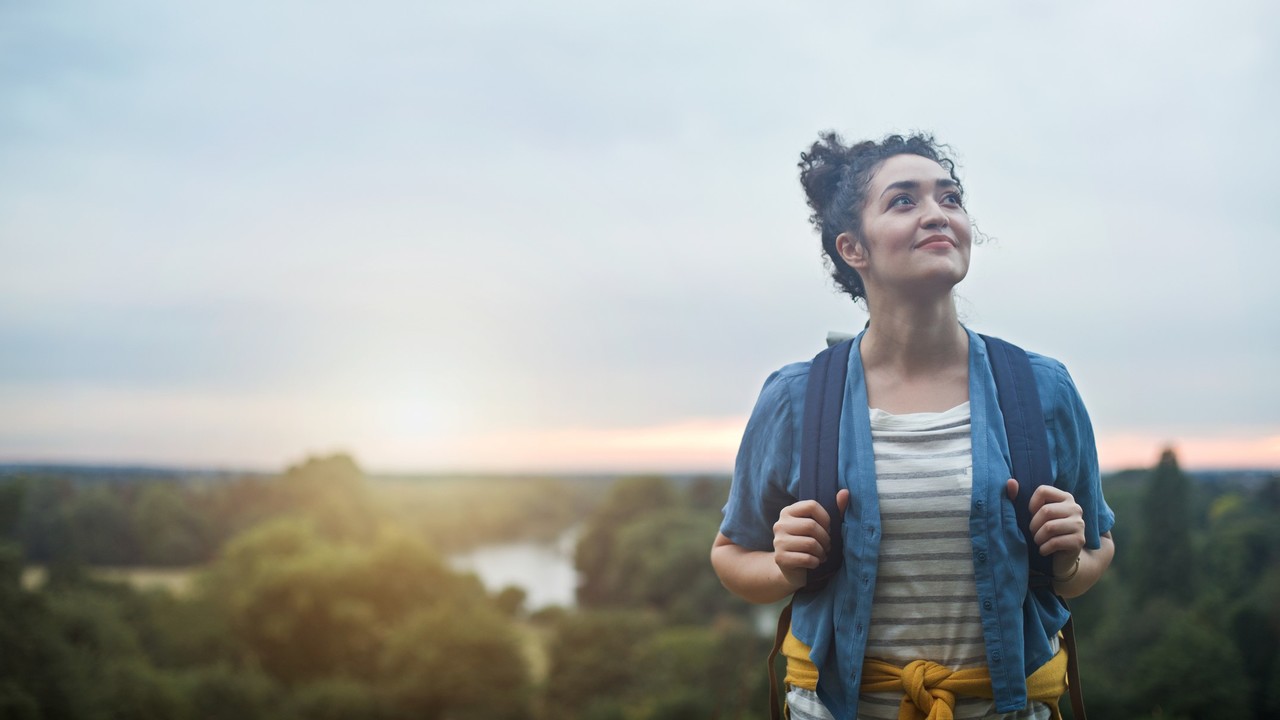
[405,420,1280,474]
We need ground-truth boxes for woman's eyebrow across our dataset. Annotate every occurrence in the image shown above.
[878,178,960,199]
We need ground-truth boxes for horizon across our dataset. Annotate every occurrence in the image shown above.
[2,438,1275,478]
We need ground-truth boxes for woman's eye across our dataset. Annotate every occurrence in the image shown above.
[942,192,964,206]
[889,195,913,208]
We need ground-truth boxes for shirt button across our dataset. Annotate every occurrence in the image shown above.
[856,624,863,634]
[975,500,984,509]
[862,575,870,586]
[983,599,993,611]
[992,651,1002,663]
[978,552,988,563]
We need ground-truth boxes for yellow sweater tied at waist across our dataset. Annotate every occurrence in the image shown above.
[783,629,1068,720]
[860,649,1067,720]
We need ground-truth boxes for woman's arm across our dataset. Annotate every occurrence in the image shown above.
[711,491,850,604]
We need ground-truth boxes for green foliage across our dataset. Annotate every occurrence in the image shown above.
[179,665,287,720]
[573,474,750,624]
[1133,611,1252,719]
[1073,457,1280,719]
[544,609,662,717]
[0,548,87,719]
[288,677,384,720]
[94,660,189,720]
[631,625,766,720]
[604,509,749,622]
[131,483,213,565]
[494,585,528,618]
[575,476,679,607]
[1132,449,1195,603]
[373,475,595,552]
[380,603,530,720]
[5,450,1278,719]
[206,518,473,683]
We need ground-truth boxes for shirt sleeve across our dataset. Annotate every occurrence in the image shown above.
[1038,358,1116,549]
[718,365,805,552]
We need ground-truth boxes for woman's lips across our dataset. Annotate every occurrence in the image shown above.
[915,235,955,250]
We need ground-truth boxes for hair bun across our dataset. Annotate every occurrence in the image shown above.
[798,131,852,222]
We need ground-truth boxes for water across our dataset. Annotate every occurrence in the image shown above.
[448,527,580,610]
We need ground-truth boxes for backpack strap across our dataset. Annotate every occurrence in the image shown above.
[798,339,853,591]
[768,341,851,719]
[978,334,1055,588]
[980,334,1086,720]
[768,600,793,720]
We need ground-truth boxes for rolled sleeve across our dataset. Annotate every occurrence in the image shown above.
[1035,357,1116,549]
[719,363,807,552]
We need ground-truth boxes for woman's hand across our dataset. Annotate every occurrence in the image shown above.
[1004,477,1113,597]
[1005,479,1086,558]
[773,490,850,590]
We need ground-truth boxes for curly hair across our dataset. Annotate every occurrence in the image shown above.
[799,132,963,303]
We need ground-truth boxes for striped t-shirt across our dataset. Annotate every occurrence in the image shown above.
[856,402,1050,720]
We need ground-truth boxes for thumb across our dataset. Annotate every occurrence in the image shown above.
[1005,478,1019,501]
[836,489,851,515]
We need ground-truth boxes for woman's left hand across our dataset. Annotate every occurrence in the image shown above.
[1005,479,1085,564]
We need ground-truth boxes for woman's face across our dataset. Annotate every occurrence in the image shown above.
[837,153,972,299]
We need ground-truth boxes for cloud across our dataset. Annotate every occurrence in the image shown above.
[1,0,1277,469]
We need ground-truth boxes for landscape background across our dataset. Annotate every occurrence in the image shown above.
[3,1,1279,718]
[2,452,1277,719]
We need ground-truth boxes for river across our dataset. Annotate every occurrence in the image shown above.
[447,527,581,610]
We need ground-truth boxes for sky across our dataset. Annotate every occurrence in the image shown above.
[2,1,1278,474]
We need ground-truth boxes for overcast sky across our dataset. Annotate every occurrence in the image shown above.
[2,1,1277,473]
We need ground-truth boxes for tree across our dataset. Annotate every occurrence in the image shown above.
[379,602,530,720]
[133,482,215,565]
[276,454,379,542]
[544,610,661,718]
[575,476,677,607]
[1133,448,1195,604]
[1133,611,1251,719]
[601,509,750,622]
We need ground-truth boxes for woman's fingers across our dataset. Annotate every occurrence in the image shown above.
[1034,518,1086,555]
[1007,482,1084,556]
[773,499,839,576]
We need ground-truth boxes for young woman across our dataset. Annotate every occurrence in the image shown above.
[710,133,1115,720]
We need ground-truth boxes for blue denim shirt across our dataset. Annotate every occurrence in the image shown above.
[719,328,1115,719]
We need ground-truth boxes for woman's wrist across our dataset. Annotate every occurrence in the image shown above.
[1052,554,1080,583]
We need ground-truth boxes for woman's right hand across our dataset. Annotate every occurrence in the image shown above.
[773,489,850,590]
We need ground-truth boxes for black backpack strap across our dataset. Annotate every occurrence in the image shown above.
[981,334,1086,719]
[798,339,853,591]
[980,334,1055,587]
[770,341,853,717]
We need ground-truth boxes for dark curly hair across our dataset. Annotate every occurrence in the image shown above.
[799,132,963,302]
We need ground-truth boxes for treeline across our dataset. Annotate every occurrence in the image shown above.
[0,456,766,719]
[2,452,1278,719]
[8,458,597,567]
[1068,450,1280,719]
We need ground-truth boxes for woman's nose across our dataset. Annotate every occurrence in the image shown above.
[919,199,949,228]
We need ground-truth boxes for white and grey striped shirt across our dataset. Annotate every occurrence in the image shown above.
[790,402,1050,720]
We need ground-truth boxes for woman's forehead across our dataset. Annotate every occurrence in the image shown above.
[868,154,951,189]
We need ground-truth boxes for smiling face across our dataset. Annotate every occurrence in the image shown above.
[835,153,972,301]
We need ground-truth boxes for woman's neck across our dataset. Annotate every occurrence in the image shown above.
[860,296,966,376]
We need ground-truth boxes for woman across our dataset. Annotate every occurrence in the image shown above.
[710,133,1115,720]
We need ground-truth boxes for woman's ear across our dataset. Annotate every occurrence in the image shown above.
[836,231,867,270]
